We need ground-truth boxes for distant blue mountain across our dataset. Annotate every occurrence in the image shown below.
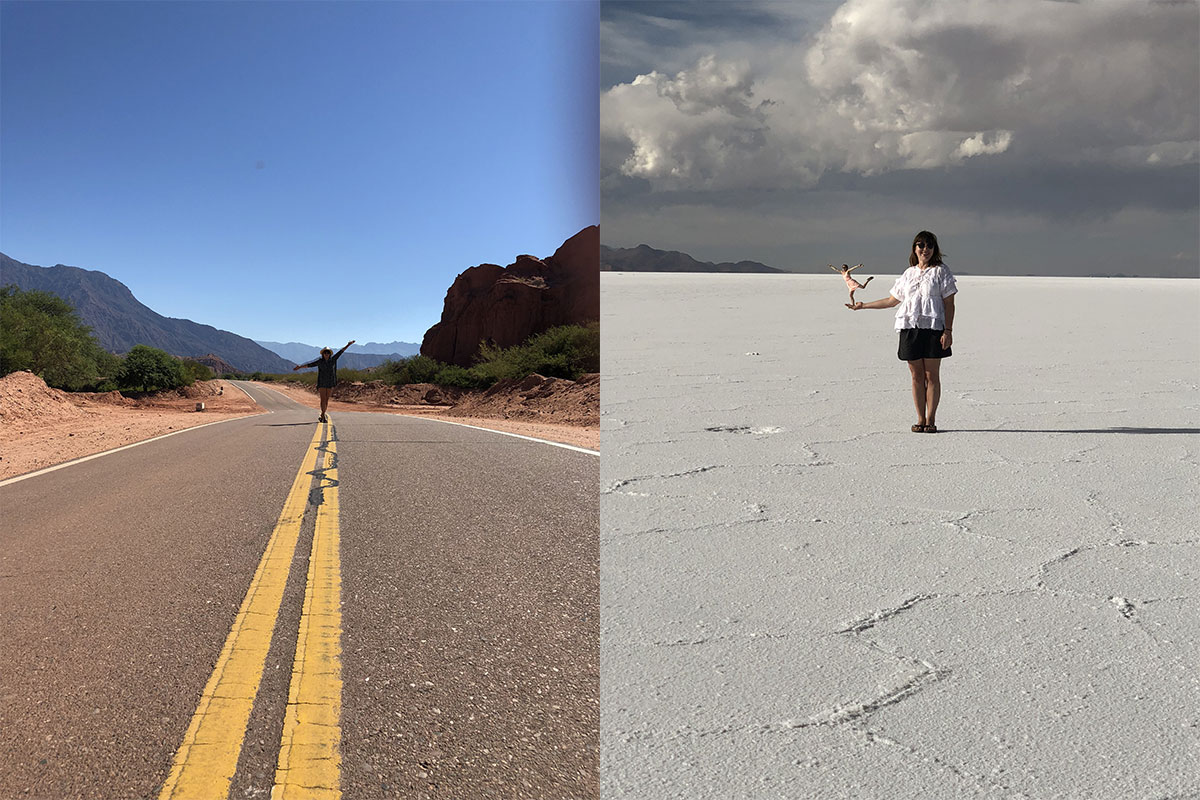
[255,339,419,370]
[1,253,293,373]
[600,243,789,273]
[350,341,421,357]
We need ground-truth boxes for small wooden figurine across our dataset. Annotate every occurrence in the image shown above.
[830,263,873,305]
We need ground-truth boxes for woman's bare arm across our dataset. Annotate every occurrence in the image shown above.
[941,294,955,348]
[848,295,900,310]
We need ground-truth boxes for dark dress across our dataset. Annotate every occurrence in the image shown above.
[300,344,350,388]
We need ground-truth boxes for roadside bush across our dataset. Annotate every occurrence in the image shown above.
[180,359,214,384]
[397,355,442,384]
[471,323,599,383]
[117,345,187,393]
[433,364,487,390]
[350,325,598,392]
[371,355,442,386]
[0,285,121,390]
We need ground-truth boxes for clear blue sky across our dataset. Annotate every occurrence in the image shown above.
[1,0,599,346]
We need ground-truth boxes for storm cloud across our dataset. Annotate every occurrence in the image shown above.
[600,0,1199,276]
[603,0,1197,188]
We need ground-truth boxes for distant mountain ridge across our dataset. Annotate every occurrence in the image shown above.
[1,253,293,373]
[255,340,419,370]
[600,243,788,273]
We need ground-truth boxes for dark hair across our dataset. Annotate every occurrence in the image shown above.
[909,230,945,266]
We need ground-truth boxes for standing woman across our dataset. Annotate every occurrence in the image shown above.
[848,231,957,433]
[294,340,355,423]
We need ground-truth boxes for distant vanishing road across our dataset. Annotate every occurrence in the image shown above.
[0,382,598,800]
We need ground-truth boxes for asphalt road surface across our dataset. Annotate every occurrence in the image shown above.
[0,382,598,799]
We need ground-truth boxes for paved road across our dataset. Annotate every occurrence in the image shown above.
[0,382,598,799]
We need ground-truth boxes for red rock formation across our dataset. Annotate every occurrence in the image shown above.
[192,353,240,376]
[421,226,599,367]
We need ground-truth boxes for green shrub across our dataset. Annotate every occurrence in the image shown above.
[369,354,438,385]
[433,364,487,390]
[369,325,597,391]
[399,355,443,384]
[117,345,188,393]
[471,323,599,382]
[0,285,121,390]
[180,359,214,385]
[333,367,371,384]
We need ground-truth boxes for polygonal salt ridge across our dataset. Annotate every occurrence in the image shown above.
[940,507,1044,542]
[1108,596,1136,619]
[703,425,785,435]
[835,594,941,636]
[778,618,951,735]
[605,514,772,541]
[1035,539,1198,632]
[1084,489,1129,538]
[783,662,949,730]
[602,465,723,494]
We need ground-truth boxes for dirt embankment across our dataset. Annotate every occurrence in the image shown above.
[0,371,598,481]
[0,372,263,480]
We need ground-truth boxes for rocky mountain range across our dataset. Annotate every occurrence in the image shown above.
[254,340,420,370]
[1,253,293,374]
[422,226,599,367]
[600,243,787,273]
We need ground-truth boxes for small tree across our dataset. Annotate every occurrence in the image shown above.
[0,285,120,390]
[117,345,187,393]
[180,359,214,384]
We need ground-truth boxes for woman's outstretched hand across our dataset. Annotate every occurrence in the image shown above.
[846,301,864,310]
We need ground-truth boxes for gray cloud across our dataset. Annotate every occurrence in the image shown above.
[602,0,1199,189]
[600,0,1199,277]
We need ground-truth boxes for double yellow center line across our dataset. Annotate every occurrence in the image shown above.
[159,421,343,800]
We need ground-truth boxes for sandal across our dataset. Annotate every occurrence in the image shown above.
[923,424,938,433]
[912,423,926,433]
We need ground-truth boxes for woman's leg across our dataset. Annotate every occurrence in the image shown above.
[318,387,331,415]
[908,359,927,425]
[924,358,942,426]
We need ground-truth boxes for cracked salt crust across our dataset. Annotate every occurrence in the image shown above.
[601,273,1199,799]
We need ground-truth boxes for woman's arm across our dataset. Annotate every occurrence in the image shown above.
[848,295,900,310]
[332,340,356,360]
[941,294,955,348]
[293,358,319,371]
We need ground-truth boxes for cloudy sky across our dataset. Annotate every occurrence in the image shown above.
[601,0,1198,277]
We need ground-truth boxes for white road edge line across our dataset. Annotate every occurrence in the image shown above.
[407,416,599,456]
[229,381,258,400]
[0,409,268,488]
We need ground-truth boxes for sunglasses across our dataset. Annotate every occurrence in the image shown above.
[914,242,932,250]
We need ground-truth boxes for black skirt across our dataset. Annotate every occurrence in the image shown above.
[898,327,951,361]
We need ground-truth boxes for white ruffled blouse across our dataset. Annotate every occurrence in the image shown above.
[889,265,958,331]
